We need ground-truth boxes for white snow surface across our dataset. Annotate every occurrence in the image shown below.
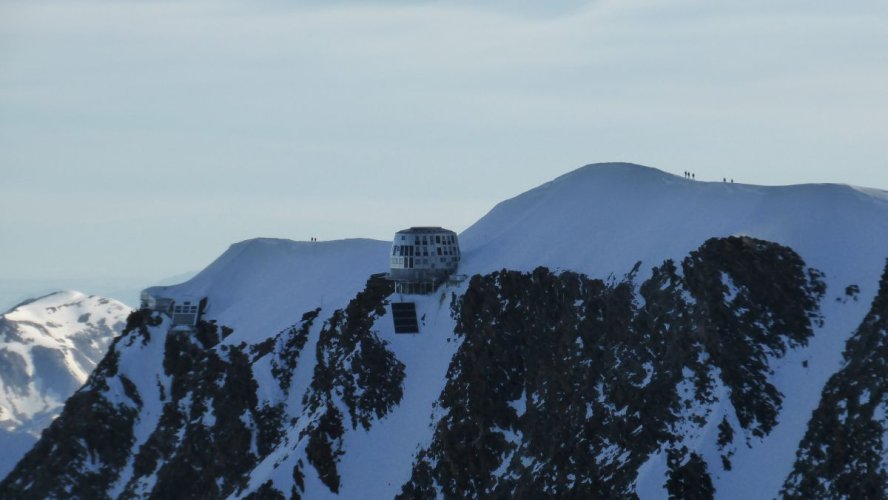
[63,163,888,498]
[156,238,391,344]
[0,290,130,479]
[461,163,888,291]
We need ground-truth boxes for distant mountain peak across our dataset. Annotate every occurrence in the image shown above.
[3,291,127,339]
[0,291,131,478]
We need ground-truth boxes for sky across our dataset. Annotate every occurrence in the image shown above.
[1,0,887,309]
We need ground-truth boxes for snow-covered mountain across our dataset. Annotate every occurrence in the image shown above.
[3,163,888,498]
[0,291,131,478]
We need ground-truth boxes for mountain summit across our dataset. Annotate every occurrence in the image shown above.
[462,162,888,285]
[2,163,888,498]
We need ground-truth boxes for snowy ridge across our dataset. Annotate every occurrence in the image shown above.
[462,163,888,288]
[457,163,888,498]
[165,238,391,342]
[3,163,888,498]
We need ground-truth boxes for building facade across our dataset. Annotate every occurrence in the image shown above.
[389,227,460,294]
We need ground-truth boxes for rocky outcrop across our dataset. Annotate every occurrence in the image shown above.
[299,274,404,495]
[782,260,888,498]
[0,275,406,499]
[399,237,825,499]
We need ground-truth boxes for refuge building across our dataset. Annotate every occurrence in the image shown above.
[140,287,202,329]
[389,227,461,294]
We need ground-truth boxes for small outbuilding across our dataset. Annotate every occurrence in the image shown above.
[140,287,202,328]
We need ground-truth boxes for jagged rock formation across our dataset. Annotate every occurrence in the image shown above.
[399,236,825,498]
[298,275,404,495]
[0,276,403,499]
[782,260,888,498]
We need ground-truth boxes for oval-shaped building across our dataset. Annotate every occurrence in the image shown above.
[390,227,461,294]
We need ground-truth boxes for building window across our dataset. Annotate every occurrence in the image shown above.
[435,235,441,243]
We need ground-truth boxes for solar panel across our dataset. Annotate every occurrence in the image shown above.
[391,302,419,334]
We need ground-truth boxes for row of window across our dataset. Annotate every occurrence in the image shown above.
[391,256,458,267]
[174,305,198,314]
[392,244,459,257]
[398,234,458,245]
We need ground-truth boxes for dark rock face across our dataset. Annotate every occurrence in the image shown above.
[299,274,404,495]
[782,260,888,499]
[271,308,320,394]
[666,450,715,499]
[682,237,825,437]
[123,325,266,499]
[399,237,825,499]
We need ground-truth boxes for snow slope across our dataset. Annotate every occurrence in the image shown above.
[152,238,391,344]
[462,163,888,290]
[0,291,130,478]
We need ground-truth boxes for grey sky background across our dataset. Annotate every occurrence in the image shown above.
[1,0,887,309]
